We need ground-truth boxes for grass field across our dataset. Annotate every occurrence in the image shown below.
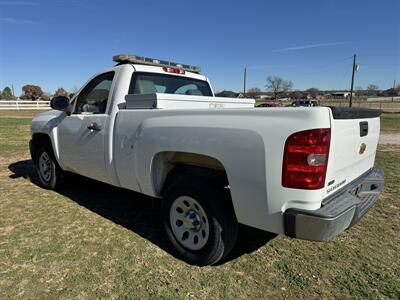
[0,110,399,299]
[380,113,400,133]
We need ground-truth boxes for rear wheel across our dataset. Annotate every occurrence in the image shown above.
[34,145,63,189]
[162,176,238,266]
[169,195,210,251]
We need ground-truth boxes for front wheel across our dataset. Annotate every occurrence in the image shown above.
[162,176,238,266]
[34,145,62,189]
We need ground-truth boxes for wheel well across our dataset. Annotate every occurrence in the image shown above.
[151,152,229,196]
[154,152,238,225]
[31,133,53,162]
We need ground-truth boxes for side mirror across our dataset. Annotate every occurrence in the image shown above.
[50,96,70,112]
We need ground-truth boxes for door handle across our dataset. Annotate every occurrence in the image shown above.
[87,122,102,132]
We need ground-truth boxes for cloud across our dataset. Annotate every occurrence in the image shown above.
[0,1,36,5]
[0,17,39,24]
[271,42,350,53]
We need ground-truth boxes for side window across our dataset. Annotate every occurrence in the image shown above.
[74,72,114,114]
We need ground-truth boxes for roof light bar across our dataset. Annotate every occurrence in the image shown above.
[113,54,201,73]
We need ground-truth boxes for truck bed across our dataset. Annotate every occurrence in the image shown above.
[112,106,380,235]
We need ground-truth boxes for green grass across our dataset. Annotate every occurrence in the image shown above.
[381,113,400,133]
[0,111,399,299]
[0,117,31,153]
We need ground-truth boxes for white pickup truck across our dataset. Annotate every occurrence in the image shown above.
[30,54,384,265]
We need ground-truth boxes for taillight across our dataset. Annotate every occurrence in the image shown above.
[163,67,185,74]
[282,128,330,189]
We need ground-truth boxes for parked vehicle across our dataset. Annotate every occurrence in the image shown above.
[290,99,318,107]
[256,103,280,108]
[30,54,384,265]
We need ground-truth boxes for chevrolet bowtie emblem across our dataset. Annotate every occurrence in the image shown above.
[359,143,367,154]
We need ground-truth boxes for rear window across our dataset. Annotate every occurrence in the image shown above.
[129,72,212,96]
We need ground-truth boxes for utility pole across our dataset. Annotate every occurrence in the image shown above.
[11,84,15,98]
[243,67,247,97]
[393,79,396,102]
[349,54,357,107]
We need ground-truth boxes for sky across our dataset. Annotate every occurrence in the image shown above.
[0,0,399,95]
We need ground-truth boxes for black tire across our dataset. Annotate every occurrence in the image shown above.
[162,176,238,266]
[34,144,63,190]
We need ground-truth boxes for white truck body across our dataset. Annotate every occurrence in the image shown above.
[30,57,384,264]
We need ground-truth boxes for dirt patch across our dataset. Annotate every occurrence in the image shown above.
[379,133,400,145]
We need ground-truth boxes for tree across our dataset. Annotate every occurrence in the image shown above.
[54,87,69,97]
[265,76,293,100]
[305,88,320,98]
[21,85,44,100]
[41,93,51,101]
[71,86,79,93]
[215,90,240,98]
[384,84,400,97]
[69,86,79,99]
[396,84,400,96]
[366,84,379,96]
[289,90,305,99]
[0,86,14,100]
[247,87,261,93]
[247,87,261,98]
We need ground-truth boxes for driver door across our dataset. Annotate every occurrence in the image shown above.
[57,71,115,183]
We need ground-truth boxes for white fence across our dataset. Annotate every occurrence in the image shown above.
[367,96,400,102]
[0,100,51,110]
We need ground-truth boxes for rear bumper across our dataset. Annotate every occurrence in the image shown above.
[284,168,384,241]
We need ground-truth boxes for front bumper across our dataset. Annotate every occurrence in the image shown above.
[284,168,384,241]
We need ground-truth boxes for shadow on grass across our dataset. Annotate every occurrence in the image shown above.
[8,159,276,265]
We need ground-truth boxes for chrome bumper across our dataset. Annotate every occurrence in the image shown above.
[284,168,384,241]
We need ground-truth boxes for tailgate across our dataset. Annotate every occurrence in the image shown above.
[324,107,382,196]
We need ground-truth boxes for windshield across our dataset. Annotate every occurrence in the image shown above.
[129,72,213,96]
